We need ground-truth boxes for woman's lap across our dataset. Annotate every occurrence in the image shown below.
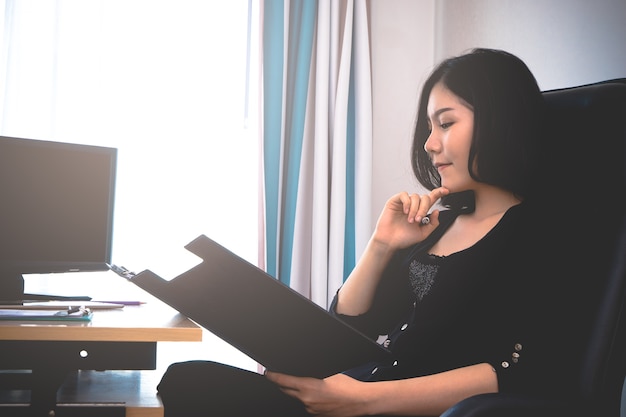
[157,360,308,417]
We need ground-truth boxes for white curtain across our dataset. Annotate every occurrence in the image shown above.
[261,0,372,308]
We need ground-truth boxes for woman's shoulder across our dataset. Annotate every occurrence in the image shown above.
[500,201,537,231]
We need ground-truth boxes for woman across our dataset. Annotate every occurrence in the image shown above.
[158,48,570,417]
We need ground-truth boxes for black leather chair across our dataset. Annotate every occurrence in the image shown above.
[441,79,626,417]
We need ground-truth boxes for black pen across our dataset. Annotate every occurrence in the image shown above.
[67,306,82,314]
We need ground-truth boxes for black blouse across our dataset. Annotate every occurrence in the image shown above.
[330,203,581,397]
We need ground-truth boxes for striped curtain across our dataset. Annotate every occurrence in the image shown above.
[260,0,372,308]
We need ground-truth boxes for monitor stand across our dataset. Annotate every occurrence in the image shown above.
[0,272,91,304]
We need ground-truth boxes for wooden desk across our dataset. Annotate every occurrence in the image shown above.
[0,300,202,417]
[0,301,201,343]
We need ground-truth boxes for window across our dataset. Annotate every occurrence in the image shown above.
[0,1,260,275]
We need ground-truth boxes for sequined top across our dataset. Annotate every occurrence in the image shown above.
[330,203,582,397]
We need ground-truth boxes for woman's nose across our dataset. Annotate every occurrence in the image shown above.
[424,133,439,153]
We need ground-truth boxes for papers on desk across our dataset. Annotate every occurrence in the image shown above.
[0,301,125,310]
[0,306,94,321]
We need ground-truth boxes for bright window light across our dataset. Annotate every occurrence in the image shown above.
[0,1,260,276]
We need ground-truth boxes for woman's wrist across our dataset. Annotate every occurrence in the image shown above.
[366,236,397,263]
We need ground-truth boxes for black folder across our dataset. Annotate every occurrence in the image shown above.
[120,235,391,378]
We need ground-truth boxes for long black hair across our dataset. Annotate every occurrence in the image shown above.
[411,48,546,205]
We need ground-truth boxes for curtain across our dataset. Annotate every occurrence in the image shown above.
[261,0,372,308]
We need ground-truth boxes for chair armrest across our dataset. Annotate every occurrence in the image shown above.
[440,393,581,417]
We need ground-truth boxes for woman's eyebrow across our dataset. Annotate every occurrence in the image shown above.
[429,107,454,120]
[434,107,454,117]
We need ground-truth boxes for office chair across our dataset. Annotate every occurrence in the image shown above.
[441,79,626,417]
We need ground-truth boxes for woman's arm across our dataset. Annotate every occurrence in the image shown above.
[364,363,498,416]
[266,362,497,417]
[334,236,396,315]
[336,188,449,316]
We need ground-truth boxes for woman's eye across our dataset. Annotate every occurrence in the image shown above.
[440,122,453,129]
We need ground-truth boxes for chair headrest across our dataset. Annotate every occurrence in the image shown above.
[541,79,626,198]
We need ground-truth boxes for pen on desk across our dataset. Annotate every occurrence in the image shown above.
[67,306,82,314]
[66,306,91,316]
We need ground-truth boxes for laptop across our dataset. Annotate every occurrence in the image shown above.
[110,234,391,378]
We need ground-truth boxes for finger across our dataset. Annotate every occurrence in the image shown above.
[265,370,311,391]
[406,193,422,221]
[414,188,449,223]
[401,191,412,214]
[413,194,433,223]
[406,192,433,223]
[265,370,290,387]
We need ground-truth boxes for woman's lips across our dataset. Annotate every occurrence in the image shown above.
[435,163,451,172]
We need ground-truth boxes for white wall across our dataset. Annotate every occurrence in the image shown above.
[435,0,626,91]
[369,0,626,231]
[369,0,435,231]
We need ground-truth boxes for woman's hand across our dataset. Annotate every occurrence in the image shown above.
[373,187,449,251]
[333,187,449,316]
[265,371,372,417]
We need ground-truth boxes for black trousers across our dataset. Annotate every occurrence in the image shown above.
[157,360,310,417]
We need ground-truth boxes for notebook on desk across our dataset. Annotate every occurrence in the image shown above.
[110,234,391,378]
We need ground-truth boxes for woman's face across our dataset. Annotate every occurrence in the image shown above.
[424,82,477,192]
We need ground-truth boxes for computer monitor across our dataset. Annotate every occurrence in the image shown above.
[0,136,117,302]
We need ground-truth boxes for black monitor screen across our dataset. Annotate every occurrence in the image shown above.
[0,136,116,299]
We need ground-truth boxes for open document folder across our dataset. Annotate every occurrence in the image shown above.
[111,235,391,378]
